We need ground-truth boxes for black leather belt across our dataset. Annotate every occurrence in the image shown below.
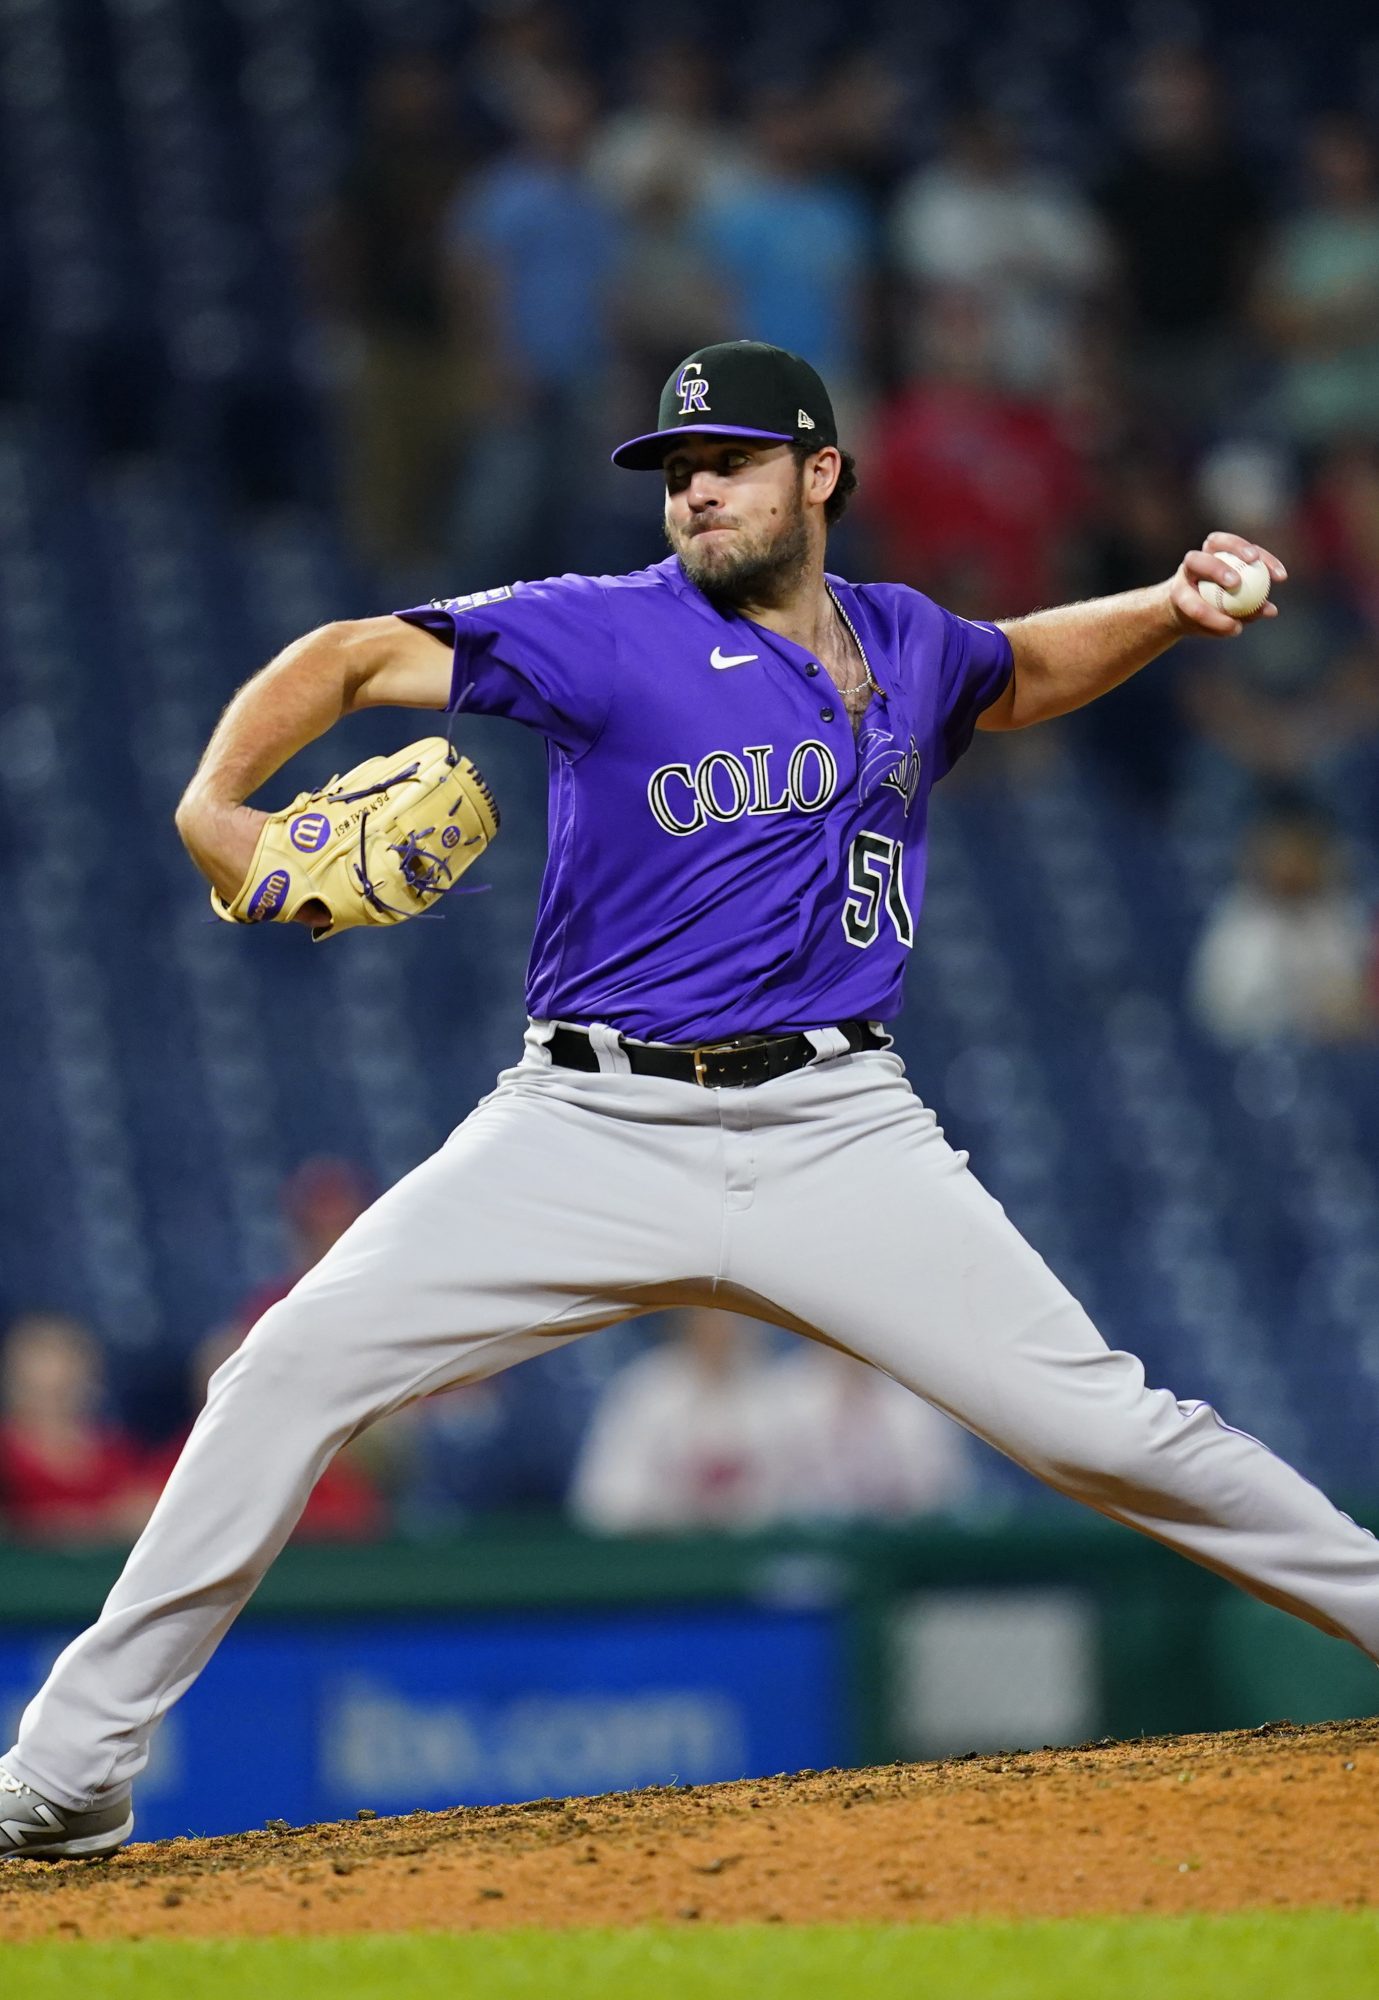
[546,1020,885,1089]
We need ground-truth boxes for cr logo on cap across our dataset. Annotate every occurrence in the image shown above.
[676,362,711,416]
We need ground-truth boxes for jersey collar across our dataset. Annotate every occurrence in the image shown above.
[662,556,890,703]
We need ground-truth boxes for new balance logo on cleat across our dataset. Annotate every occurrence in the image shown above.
[0,1768,134,1860]
[1,1798,62,1844]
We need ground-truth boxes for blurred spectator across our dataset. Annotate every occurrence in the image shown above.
[447,67,623,586]
[891,105,1108,394]
[694,82,872,406]
[312,52,470,579]
[1255,115,1379,449]
[593,39,737,413]
[1188,805,1377,1045]
[0,1314,155,1545]
[590,38,743,211]
[860,289,1088,616]
[1177,503,1379,826]
[1136,438,1293,817]
[1195,436,1297,544]
[463,0,578,136]
[1304,442,1379,635]
[1097,45,1264,425]
[570,1310,787,1532]
[812,51,910,217]
[182,1156,395,1530]
[395,1340,611,1528]
[232,1156,373,1332]
[570,1309,970,1533]
[754,1344,974,1523]
[146,1328,387,1543]
[1072,449,1197,804]
[608,164,733,414]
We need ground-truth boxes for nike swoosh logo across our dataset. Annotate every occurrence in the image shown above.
[710,647,759,670]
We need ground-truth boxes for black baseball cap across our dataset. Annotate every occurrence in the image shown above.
[611,340,838,470]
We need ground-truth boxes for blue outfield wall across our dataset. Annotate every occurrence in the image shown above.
[0,1605,846,1840]
[2,1516,1377,1840]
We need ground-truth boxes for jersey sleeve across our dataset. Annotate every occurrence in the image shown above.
[394,573,615,758]
[934,608,1014,776]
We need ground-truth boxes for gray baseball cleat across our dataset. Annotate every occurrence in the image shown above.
[0,1766,134,1860]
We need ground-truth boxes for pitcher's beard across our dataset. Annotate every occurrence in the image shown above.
[668,504,812,609]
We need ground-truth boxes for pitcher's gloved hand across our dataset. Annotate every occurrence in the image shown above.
[211,737,499,941]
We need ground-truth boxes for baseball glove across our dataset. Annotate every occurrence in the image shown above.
[210,736,499,942]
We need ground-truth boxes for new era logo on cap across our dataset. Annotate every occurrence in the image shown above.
[610,341,838,470]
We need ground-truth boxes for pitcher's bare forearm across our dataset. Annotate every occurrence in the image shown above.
[177,616,447,815]
[174,615,449,898]
[980,533,1288,733]
[986,583,1180,731]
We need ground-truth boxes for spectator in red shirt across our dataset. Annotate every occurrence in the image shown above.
[146,1328,387,1543]
[1302,442,1379,638]
[862,289,1088,619]
[145,1157,390,1541]
[0,1314,157,1545]
[233,1156,374,1328]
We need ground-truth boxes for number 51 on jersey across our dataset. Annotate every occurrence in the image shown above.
[843,832,914,949]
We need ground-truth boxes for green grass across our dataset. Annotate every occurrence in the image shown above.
[3,1914,1379,2000]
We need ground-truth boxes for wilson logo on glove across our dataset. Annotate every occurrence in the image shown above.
[211,738,499,941]
[246,870,292,920]
[289,812,332,853]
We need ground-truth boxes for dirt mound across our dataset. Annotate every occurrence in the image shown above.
[3,1717,1378,1941]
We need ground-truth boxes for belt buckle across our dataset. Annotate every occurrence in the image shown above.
[690,1037,750,1087]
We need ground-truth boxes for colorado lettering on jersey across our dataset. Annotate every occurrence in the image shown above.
[647,740,838,838]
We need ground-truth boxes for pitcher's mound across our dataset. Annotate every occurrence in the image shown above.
[3,1717,1377,1941]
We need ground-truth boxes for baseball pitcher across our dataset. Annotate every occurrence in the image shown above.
[4,341,1374,1861]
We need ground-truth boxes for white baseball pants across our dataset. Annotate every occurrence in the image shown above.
[9,1028,1379,1808]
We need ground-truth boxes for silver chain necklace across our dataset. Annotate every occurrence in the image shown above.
[825,584,878,701]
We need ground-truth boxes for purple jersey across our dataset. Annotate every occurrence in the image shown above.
[396,555,1011,1042]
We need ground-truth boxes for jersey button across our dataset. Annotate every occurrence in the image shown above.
[820,706,836,722]
[804,662,819,676]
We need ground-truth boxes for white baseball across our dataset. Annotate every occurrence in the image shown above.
[1196,552,1272,618]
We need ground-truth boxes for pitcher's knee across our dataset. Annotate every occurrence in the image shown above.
[212,1293,325,1384]
[202,1291,387,1438]
[1017,1380,1193,1507]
